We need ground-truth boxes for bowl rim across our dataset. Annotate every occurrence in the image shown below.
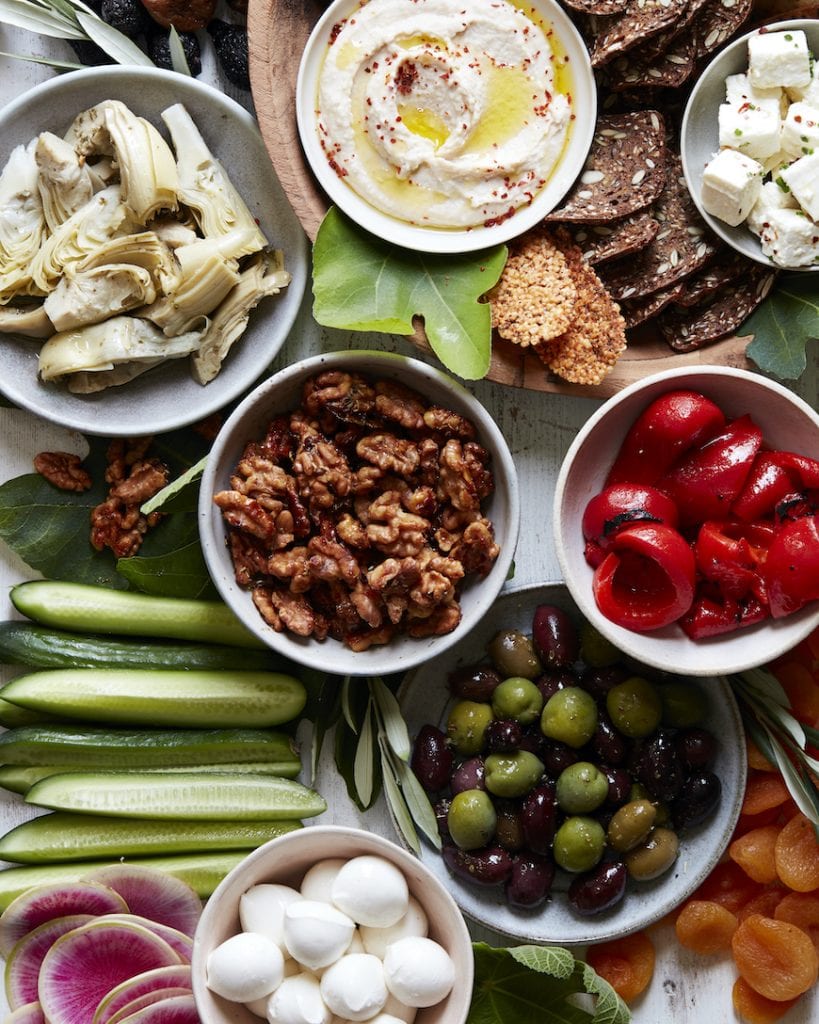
[680,17,819,272]
[553,365,819,675]
[294,0,597,253]
[198,349,521,676]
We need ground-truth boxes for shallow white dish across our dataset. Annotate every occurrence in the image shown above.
[295,0,596,253]
[0,66,308,436]
[397,581,746,946]
[681,18,819,271]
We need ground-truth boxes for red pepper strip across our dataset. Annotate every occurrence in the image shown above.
[775,489,819,524]
[732,453,800,522]
[659,415,763,528]
[768,451,819,489]
[694,520,770,603]
[763,515,819,618]
[679,587,769,640]
[592,523,696,632]
[582,483,679,569]
[606,390,726,487]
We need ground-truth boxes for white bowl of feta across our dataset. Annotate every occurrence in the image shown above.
[681,19,819,271]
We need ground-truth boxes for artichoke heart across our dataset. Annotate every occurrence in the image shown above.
[86,157,118,193]
[63,102,115,158]
[38,315,205,382]
[77,230,179,295]
[0,303,52,339]
[193,250,291,385]
[67,359,169,394]
[35,132,94,232]
[161,103,267,256]
[44,264,157,332]
[104,101,179,222]
[0,140,46,303]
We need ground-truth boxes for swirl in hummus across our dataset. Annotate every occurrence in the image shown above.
[316,0,574,229]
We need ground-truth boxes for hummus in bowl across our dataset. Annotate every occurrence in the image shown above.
[296,0,595,252]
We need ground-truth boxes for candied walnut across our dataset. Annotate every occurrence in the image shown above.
[450,518,500,577]
[350,582,384,629]
[214,490,285,545]
[253,585,316,637]
[307,535,361,586]
[351,464,383,496]
[423,406,476,441]
[347,625,396,651]
[356,434,419,477]
[110,458,168,505]
[408,549,465,614]
[311,581,363,640]
[438,439,494,512]
[367,556,422,624]
[231,449,292,510]
[374,380,426,432]
[408,601,462,637]
[416,437,440,488]
[267,547,312,593]
[90,498,147,558]
[293,437,352,514]
[337,513,369,550]
[365,492,429,557]
[33,451,92,492]
[259,416,294,461]
[105,437,153,485]
[228,530,269,587]
[303,371,378,426]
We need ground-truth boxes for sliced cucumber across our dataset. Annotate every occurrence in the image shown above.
[10,581,265,649]
[1,670,306,728]
[0,852,248,911]
[0,699,62,729]
[26,771,327,820]
[0,813,302,863]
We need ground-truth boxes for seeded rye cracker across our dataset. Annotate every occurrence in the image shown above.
[545,111,667,224]
[692,0,753,59]
[619,0,710,64]
[609,33,696,91]
[674,249,749,307]
[589,0,689,67]
[560,0,629,15]
[620,282,685,329]
[568,209,660,264]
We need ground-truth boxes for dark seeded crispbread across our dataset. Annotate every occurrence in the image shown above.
[621,0,711,64]
[692,0,754,59]
[561,0,629,14]
[545,111,667,225]
[674,249,749,307]
[609,33,697,91]
[568,209,661,264]
[620,282,685,328]
[590,0,689,67]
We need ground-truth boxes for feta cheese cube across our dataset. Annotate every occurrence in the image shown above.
[725,73,785,116]
[748,30,811,91]
[780,150,819,220]
[781,101,819,159]
[718,101,781,161]
[701,148,764,226]
[757,206,819,267]
[786,55,819,101]
[747,179,799,235]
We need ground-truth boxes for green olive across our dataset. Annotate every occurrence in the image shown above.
[658,681,710,728]
[488,629,542,680]
[484,751,545,798]
[625,826,680,880]
[607,799,657,853]
[447,789,497,851]
[491,677,544,725]
[553,816,606,873]
[446,700,494,756]
[556,762,609,814]
[629,781,651,803]
[540,686,598,748]
[579,620,621,668]
[606,676,663,739]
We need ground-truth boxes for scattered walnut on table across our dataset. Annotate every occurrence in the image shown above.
[32,452,92,492]
[90,438,168,558]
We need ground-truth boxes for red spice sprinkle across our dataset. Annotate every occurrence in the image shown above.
[328,20,345,44]
[395,59,419,94]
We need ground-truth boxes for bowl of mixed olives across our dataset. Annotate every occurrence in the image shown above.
[398,582,747,945]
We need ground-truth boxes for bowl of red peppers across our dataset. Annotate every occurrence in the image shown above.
[554,367,819,676]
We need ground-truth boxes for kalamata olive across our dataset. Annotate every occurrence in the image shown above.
[535,669,575,703]
[673,771,722,830]
[448,789,497,850]
[488,629,542,679]
[579,665,628,701]
[625,826,680,880]
[521,781,558,855]
[450,756,486,795]
[485,751,545,798]
[675,727,718,771]
[539,738,579,776]
[586,710,628,766]
[518,725,547,756]
[434,798,451,841]
[448,663,503,702]
[532,604,579,668]
[579,620,621,668]
[411,725,453,793]
[446,700,494,755]
[495,803,525,851]
[637,730,684,802]
[486,718,524,753]
[603,766,632,808]
[505,853,555,908]
[658,680,709,728]
[442,844,513,886]
[568,860,627,916]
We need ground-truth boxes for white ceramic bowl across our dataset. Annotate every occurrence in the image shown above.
[295,0,596,253]
[198,350,519,676]
[398,582,746,945]
[681,18,819,271]
[554,366,819,677]
[0,66,308,436]
[191,826,474,1024]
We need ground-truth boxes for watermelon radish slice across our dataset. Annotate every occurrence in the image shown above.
[92,964,192,1024]
[106,987,193,1024]
[81,866,202,936]
[116,994,200,1024]
[6,1001,47,1024]
[38,919,183,1024]
[5,913,95,1009]
[98,915,193,962]
[0,882,128,956]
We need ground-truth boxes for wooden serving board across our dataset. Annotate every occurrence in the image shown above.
[247,0,763,398]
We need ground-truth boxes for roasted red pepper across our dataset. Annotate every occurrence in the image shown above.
[763,516,819,618]
[732,453,800,522]
[582,483,679,568]
[679,587,769,640]
[694,519,772,603]
[592,523,696,632]
[606,390,725,487]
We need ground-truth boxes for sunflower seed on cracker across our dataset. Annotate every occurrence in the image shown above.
[609,34,696,91]
[569,209,661,264]
[620,282,685,329]
[692,0,753,59]
[590,0,689,67]
[674,249,748,307]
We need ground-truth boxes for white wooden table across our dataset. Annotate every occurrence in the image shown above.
[1,11,818,1022]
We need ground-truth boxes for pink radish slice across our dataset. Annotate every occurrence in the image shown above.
[81,866,202,937]
[0,882,128,957]
[5,1002,47,1024]
[98,914,193,962]
[92,965,192,1024]
[5,914,95,1009]
[106,987,193,1024]
[116,994,200,1024]
[38,918,183,1024]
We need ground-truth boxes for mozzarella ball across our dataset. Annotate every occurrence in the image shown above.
[268,973,331,1024]
[347,929,366,955]
[331,856,409,927]
[381,993,417,1023]
[363,1016,409,1024]
[319,954,388,1022]
[383,937,454,1008]
[240,883,301,946]
[300,858,347,902]
[284,900,355,971]
[206,931,285,1002]
[245,995,269,1018]
[360,896,428,959]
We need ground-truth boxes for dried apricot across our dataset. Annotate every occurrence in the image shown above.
[746,737,776,773]
[736,887,786,923]
[775,892,819,953]
[585,930,655,1003]
[731,914,818,1001]
[675,900,738,953]
[772,660,819,727]
[732,977,800,1024]
[730,826,781,884]
[774,813,819,892]
[741,772,791,818]
[693,860,764,915]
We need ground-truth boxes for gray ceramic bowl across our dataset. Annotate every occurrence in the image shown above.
[198,350,520,677]
[397,581,746,946]
[681,18,819,270]
[0,66,308,435]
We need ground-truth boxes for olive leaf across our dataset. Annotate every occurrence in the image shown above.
[167,26,193,77]
[353,697,376,808]
[312,208,508,381]
[744,274,819,381]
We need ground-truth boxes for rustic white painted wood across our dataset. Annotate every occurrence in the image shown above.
[0,13,817,1022]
